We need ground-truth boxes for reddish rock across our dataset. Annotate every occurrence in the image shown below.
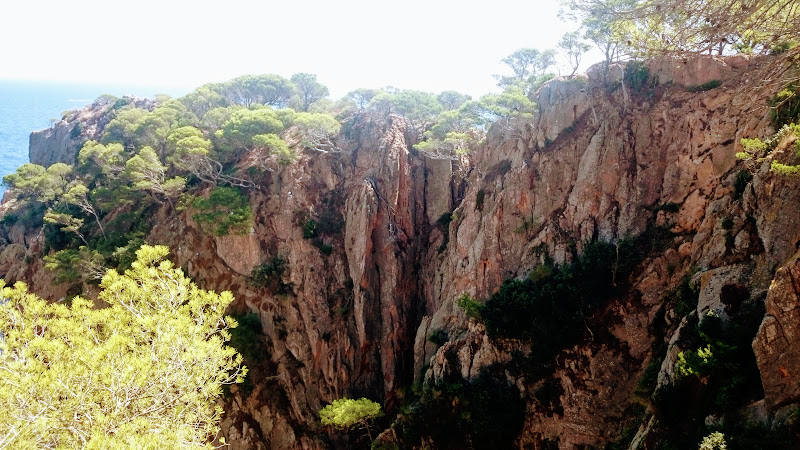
[753,256,800,411]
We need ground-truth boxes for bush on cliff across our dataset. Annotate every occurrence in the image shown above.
[479,238,642,350]
[191,186,252,236]
[0,245,246,448]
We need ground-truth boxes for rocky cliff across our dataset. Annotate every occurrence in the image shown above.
[28,96,155,167]
[2,53,800,448]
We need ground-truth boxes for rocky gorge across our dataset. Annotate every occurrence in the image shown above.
[2,52,800,448]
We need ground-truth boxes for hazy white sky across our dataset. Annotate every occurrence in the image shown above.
[1,0,599,98]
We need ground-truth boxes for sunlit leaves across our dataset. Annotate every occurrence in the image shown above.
[319,398,383,430]
[0,245,245,448]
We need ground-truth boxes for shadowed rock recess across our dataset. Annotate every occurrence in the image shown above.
[3,54,800,448]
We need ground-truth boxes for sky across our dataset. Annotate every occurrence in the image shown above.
[0,0,601,99]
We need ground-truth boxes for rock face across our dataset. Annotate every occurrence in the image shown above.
[29,97,155,167]
[753,255,800,412]
[3,53,800,448]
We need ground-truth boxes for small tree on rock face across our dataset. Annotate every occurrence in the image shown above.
[319,398,383,440]
[559,31,592,76]
[496,48,557,89]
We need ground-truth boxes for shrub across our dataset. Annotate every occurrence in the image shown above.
[428,328,449,346]
[320,398,383,437]
[528,264,553,283]
[475,189,485,211]
[43,249,81,284]
[456,294,481,319]
[653,300,765,438]
[732,170,752,200]
[393,372,524,449]
[303,219,317,239]
[668,269,700,318]
[250,257,290,294]
[770,83,800,128]
[699,432,727,450]
[0,246,245,448]
[686,80,721,93]
[624,61,650,91]
[227,313,263,362]
[437,212,454,254]
[192,186,252,236]
[0,213,18,226]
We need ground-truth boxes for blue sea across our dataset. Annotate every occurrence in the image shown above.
[0,81,188,195]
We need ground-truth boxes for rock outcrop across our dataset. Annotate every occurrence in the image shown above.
[29,96,155,166]
[3,53,800,448]
[753,255,800,412]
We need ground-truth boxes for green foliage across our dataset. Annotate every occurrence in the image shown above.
[250,257,290,294]
[475,189,486,211]
[208,74,296,108]
[437,91,471,111]
[125,146,185,203]
[303,219,317,239]
[78,140,126,178]
[3,163,72,203]
[480,239,642,344]
[699,432,727,450]
[428,328,449,346]
[687,80,722,93]
[192,186,252,236]
[44,246,107,285]
[623,61,650,91]
[667,269,700,318]
[732,170,752,200]
[771,160,800,175]
[415,107,484,158]
[43,249,81,284]
[528,263,554,283]
[214,107,286,154]
[456,294,482,320]
[290,112,340,152]
[478,84,537,123]
[738,138,767,159]
[0,245,245,448]
[635,347,666,398]
[0,213,17,226]
[496,48,556,93]
[770,83,800,128]
[563,0,800,58]
[345,88,380,109]
[393,373,524,449]
[315,242,334,255]
[653,300,765,441]
[290,73,329,111]
[320,398,383,431]
[559,31,592,76]
[227,312,264,369]
[436,212,454,254]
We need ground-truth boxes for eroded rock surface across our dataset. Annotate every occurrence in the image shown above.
[3,53,800,448]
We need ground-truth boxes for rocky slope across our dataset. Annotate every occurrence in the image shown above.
[2,53,800,448]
